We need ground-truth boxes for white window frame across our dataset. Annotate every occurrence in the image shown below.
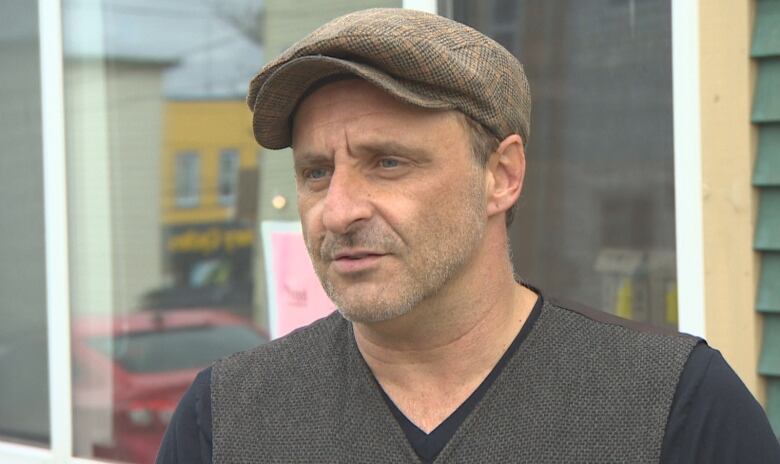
[0,0,704,462]
[671,0,706,338]
[0,0,77,462]
[402,0,436,13]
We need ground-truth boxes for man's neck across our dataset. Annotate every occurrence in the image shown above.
[352,268,538,433]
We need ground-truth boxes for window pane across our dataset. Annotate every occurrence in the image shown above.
[218,149,239,206]
[0,0,50,447]
[451,0,678,329]
[86,324,266,373]
[61,0,399,461]
[174,151,200,208]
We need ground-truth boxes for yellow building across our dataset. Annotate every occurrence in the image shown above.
[162,100,258,225]
[154,100,260,318]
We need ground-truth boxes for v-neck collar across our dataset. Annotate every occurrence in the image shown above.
[360,292,544,463]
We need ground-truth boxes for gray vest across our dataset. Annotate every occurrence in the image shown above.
[212,299,699,463]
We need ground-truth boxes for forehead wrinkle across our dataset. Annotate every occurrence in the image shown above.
[343,125,357,160]
[293,120,359,166]
[294,107,403,155]
[297,83,408,125]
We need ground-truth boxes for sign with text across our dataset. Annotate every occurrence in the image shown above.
[166,224,254,255]
[262,221,336,338]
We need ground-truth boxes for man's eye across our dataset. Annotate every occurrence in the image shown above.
[304,168,330,180]
[378,158,400,169]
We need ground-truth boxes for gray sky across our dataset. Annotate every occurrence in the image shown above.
[63,0,264,98]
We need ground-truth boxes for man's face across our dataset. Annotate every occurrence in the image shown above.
[292,79,488,323]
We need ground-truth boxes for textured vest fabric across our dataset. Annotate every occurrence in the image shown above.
[211,299,699,463]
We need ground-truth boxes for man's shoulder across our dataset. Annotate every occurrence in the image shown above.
[545,295,699,339]
[213,310,350,384]
[538,295,701,361]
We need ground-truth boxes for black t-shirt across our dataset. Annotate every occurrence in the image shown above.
[156,297,780,463]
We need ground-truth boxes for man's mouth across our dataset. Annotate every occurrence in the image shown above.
[330,250,387,273]
[333,250,384,260]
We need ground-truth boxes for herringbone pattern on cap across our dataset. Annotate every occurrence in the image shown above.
[248,8,531,149]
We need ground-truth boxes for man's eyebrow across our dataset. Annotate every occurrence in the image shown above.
[357,140,431,159]
[294,141,431,165]
[293,152,332,167]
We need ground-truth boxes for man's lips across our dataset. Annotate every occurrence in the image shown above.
[333,250,385,260]
[329,250,387,273]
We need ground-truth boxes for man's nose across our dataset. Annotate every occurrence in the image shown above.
[321,167,372,234]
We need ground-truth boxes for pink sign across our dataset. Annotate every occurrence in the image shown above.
[270,231,336,338]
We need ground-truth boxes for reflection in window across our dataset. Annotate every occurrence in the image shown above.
[175,151,200,208]
[0,0,50,447]
[71,308,267,462]
[218,149,240,206]
[490,0,519,50]
[452,0,677,329]
[89,324,267,373]
[61,0,400,461]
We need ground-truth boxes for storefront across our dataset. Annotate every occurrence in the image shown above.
[0,0,776,462]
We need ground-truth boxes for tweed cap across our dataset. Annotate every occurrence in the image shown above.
[247,8,531,149]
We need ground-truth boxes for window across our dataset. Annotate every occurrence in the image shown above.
[175,151,200,208]
[451,0,677,329]
[53,1,400,462]
[86,324,268,373]
[218,149,240,206]
[0,0,50,447]
[0,1,687,462]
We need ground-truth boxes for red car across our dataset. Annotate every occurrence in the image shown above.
[71,309,268,464]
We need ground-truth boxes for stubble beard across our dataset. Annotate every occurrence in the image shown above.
[306,171,487,324]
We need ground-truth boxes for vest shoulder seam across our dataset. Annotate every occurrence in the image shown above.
[546,296,701,342]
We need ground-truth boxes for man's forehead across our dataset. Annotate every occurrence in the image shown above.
[291,79,463,148]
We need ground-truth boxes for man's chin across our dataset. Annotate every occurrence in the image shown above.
[323,278,423,323]
[323,282,395,321]
[335,304,412,324]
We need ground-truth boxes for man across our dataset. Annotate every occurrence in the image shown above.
[158,8,780,463]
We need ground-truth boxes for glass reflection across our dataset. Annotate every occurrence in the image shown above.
[71,310,267,462]
[62,0,398,461]
[451,0,678,329]
[0,0,50,447]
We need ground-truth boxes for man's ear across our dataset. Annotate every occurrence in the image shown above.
[485,134,525,218]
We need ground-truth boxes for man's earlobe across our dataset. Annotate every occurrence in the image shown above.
[486,134,525,218]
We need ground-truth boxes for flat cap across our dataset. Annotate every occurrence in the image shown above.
[248,8,531,149]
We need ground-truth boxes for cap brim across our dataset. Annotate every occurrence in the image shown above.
[251,55,456,149]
